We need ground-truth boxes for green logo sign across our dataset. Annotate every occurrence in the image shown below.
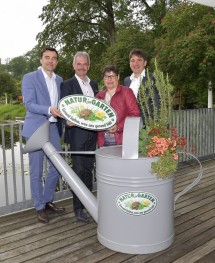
[116,191,157,216]
[58,95,117,131]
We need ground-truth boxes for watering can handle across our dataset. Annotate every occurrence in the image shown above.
[122,117,141,159]
[174,152,203,206]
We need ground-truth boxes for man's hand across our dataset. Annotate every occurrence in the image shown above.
[50,107,63,118]
[66,121,75,126]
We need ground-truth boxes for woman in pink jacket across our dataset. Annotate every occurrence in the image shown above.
[96,65,140,147]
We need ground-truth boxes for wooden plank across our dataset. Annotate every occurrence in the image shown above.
[73,248,117,263]
[47,242,105,263]
[0,160,214,263]
[195,251,215,263]
[0,228,97,263]
[0,215,87,252]
[172,238,215,263]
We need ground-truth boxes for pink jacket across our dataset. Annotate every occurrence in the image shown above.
[96,85,140,147]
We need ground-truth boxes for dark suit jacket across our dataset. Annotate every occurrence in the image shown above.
[60,76,99,145]
[124,72,160,123]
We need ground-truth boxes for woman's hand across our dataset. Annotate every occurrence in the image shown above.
[108,124,118,134]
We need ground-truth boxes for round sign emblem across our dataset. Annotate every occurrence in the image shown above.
[116,191,157,216]
[58,95,117,131]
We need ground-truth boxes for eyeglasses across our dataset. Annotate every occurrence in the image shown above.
[104,75,117,80]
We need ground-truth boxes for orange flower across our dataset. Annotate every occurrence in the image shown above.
[145,126,187,165]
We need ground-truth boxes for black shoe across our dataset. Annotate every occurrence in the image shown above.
[37,208,49,223]
[45,202,65,213]
[75,209,89,223]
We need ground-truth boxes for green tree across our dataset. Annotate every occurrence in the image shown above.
[37,0,180,50]
[23,47,41,73]
[37,0,131,50]
[35,0,183,82]
[127,0,180,37]
[0,72,17,103]
[155,3,215,108]
[98,25,155,82]
[0,61,7,73]
[7,56,28,80]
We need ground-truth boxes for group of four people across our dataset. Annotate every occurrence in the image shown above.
[22,47,155,223]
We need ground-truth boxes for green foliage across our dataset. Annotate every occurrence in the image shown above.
[98,25,155,82]
[0,62,7,72]
[138,60,174,128]
[133,0,180,38]
[155,2,215,108]
[0,104,26,121]
[7,56,28,80]
[0,72,17,99]
[54,55,74,81]
[138,61,184,178]
[36,0,178,83]
[151,153,177,179]
[138,126,151,156]
[37,0,128,49]
[36,0,132,81]
[23,47,41,73]
[0,1,213,109]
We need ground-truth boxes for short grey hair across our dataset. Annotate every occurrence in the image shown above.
[73,51,90,65]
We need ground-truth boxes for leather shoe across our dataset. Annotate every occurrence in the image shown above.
[45,202,65,213]
[75,209,89,223]
[37,208,49,223]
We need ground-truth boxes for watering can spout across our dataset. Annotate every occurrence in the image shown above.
[22,121,98,223]
[23,121,49,154]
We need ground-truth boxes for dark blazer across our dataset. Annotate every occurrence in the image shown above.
[124,72,160,122]
[60,76,99,144]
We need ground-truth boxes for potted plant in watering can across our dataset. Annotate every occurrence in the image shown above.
[138,60,187,179]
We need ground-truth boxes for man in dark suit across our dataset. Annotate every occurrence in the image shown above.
[22,47,65,223]
[124,49,160,123]
[60,51,98,223]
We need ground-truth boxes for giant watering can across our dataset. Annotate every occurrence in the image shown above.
[23,117,203,254]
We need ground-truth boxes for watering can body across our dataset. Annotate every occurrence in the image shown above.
[96,146,174,253]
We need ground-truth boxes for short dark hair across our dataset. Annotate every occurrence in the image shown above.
[40,47,59,60]
[129,49,148,61]
[102,65,120,76]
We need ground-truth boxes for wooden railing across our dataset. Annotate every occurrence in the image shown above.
[171,108,215,161]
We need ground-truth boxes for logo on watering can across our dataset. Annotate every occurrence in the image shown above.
[116,191,157,216]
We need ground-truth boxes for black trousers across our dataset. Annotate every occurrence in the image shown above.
[70,133,96,212]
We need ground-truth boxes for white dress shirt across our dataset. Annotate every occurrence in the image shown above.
[75,74,94,97]
[129,69,146,98]
[41,68,58,122]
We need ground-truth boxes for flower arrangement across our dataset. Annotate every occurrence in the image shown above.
[138,60,187,179]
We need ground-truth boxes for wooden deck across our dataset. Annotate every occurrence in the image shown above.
[0,159,214,263]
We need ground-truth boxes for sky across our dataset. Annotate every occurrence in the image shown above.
[0,0,49,63]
